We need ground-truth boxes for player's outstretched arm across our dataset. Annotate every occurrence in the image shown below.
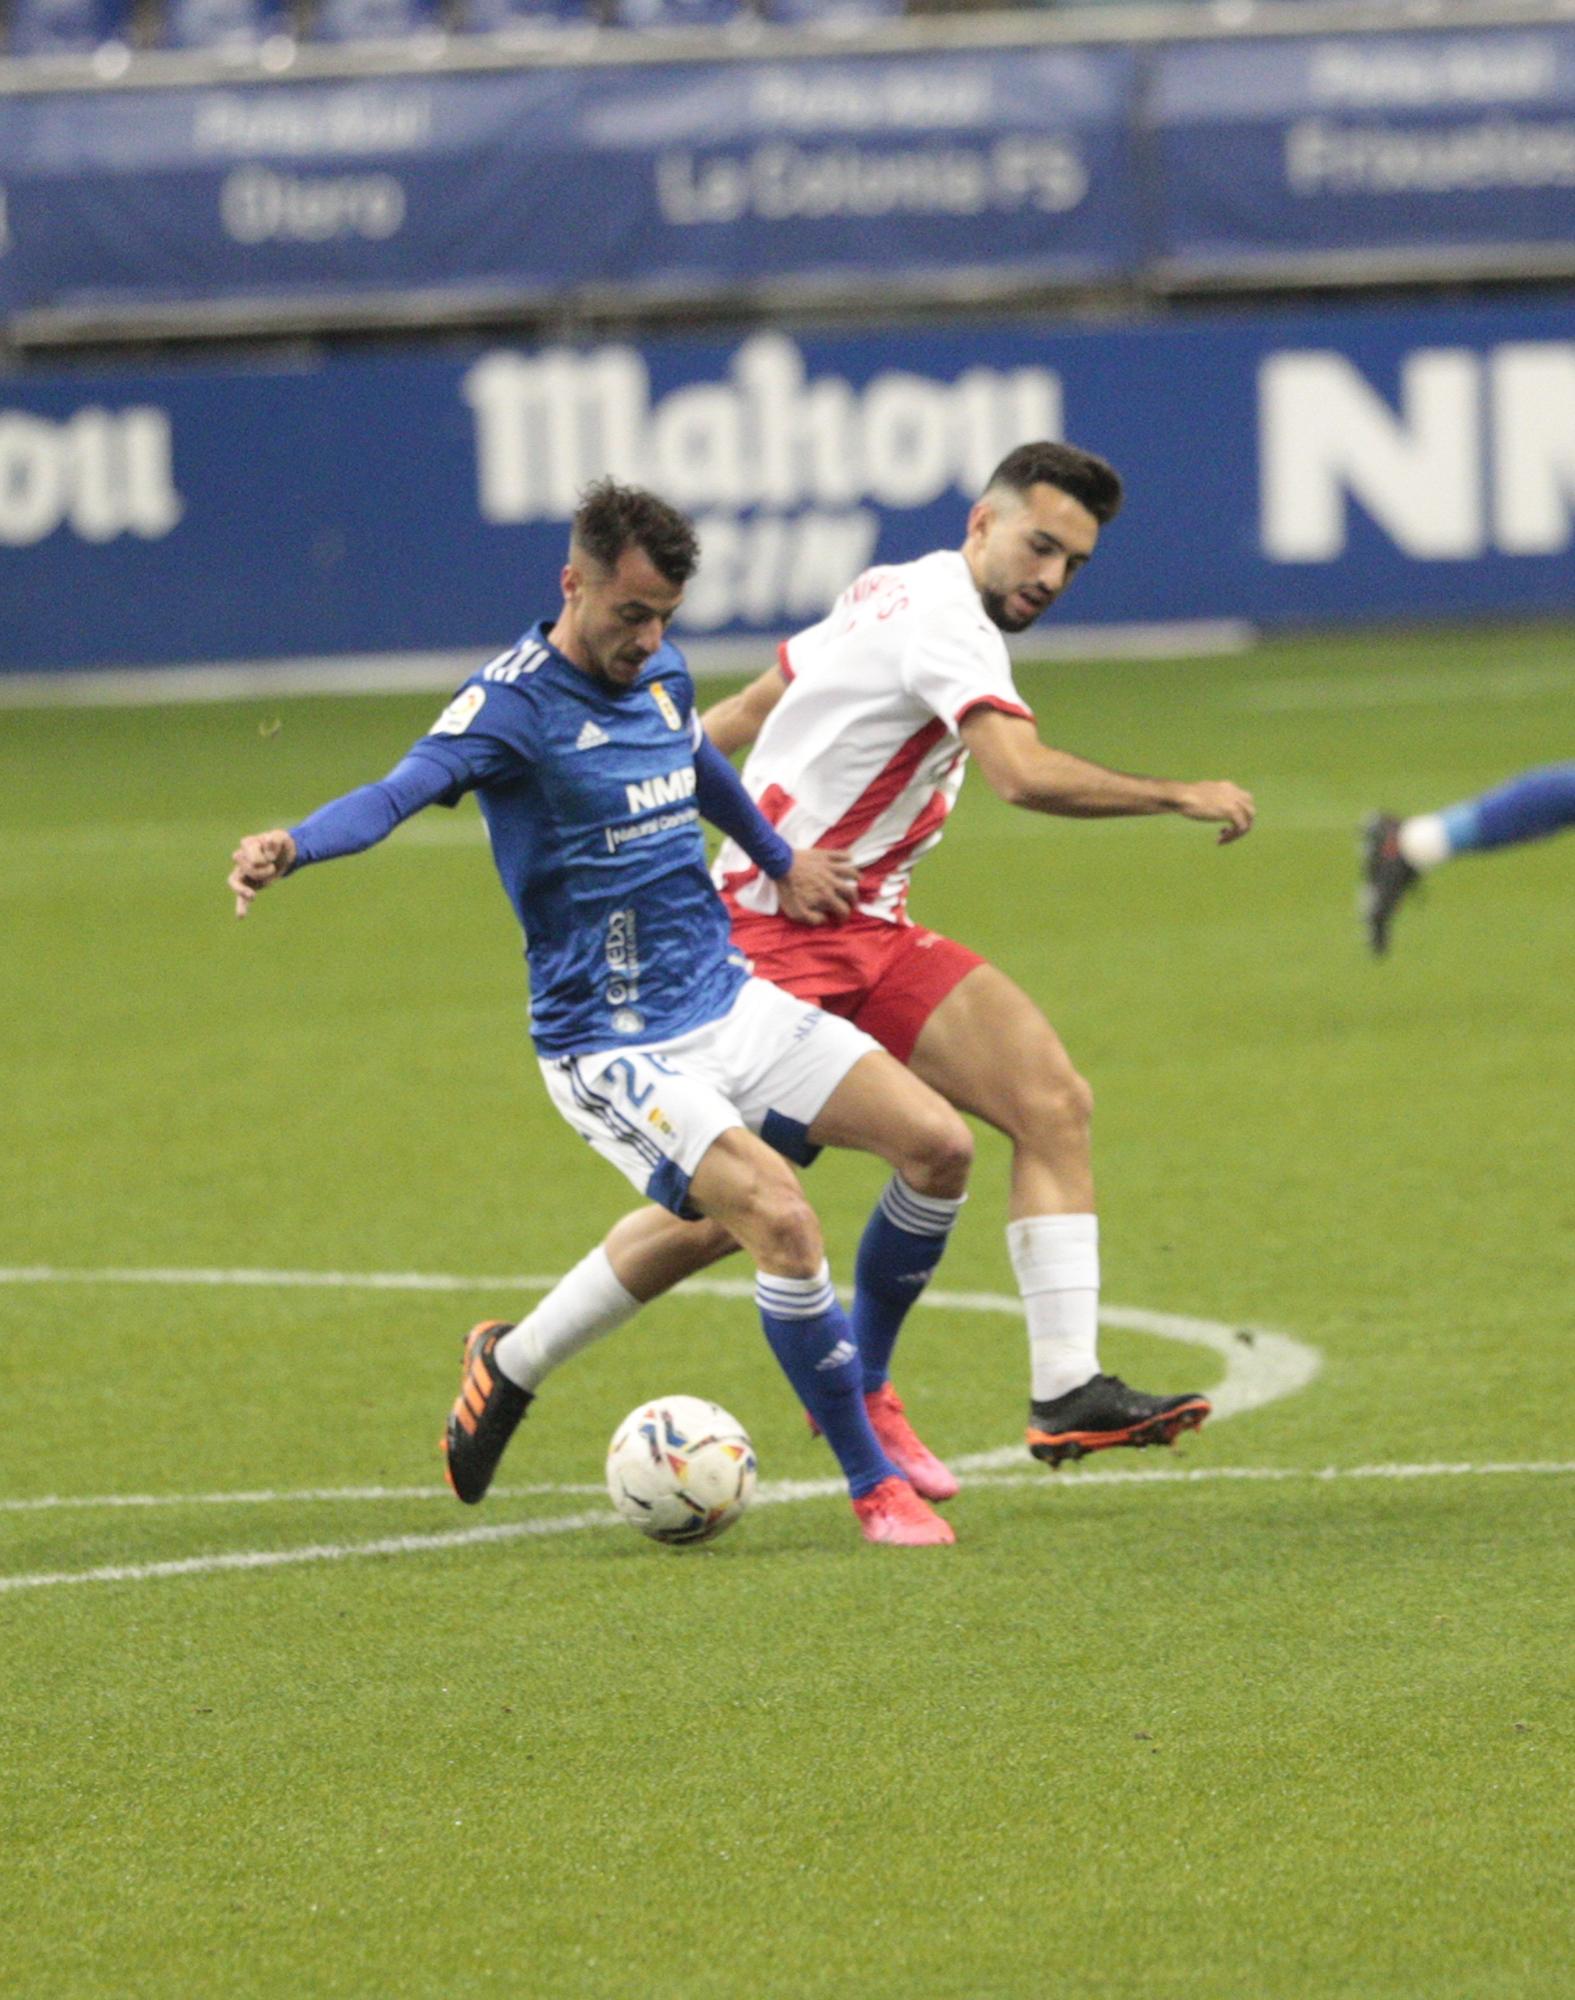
[227,752,459,919]
[961,709,1255,844]
[701,664,788,757]
[229,829,297,918]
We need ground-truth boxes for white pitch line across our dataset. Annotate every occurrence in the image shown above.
[0,1482,607,1514]
[0,1262,1321,1582]
[0,1262,1321,1426]
[0,1513,617,1593]
[3,1461,1572,1596]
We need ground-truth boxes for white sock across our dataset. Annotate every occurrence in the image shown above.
[1397,813,1452,871]
[494,1246,641,1393]
[1006,1213,1101,1405]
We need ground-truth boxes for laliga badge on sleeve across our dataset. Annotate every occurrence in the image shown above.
[431,685,487,736]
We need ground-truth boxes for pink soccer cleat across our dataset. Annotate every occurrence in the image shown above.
[808,1383,960,1502]
[851,1475,956,1547]
[863,1382,960,1502]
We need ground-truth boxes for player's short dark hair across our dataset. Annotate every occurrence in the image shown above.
[571,479,701,587]
[983,442,1124,525]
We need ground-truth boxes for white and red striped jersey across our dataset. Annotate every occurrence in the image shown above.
[714,550,1033,925]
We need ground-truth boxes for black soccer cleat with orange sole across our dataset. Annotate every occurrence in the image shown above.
[443,1319,533,1504]
[1027,1373,1211,1468]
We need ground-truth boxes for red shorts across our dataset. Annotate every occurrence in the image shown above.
[728,911,985,1065]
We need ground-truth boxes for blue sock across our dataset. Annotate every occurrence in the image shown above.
[755,1265,896,1499]
[853,1176,966,1393]
[1450,763,1575,854]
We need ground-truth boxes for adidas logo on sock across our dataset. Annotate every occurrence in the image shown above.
[815,1338,858,1371]
[575,720,609,750]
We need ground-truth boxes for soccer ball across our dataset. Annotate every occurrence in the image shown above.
[605,1395,757,1546]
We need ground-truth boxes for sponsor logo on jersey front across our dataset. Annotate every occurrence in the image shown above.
[605,909,642,1027]
[624,766,696,814]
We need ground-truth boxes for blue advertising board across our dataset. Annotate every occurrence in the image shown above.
[0,47,1140,316]
[2,295,1573,673]
[1150,24,1575,272]
[2,26,1573,319]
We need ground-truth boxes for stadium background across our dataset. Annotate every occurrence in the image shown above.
[2,0,1573,678]
[2,5,1572,2000]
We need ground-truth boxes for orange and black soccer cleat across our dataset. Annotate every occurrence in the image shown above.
[851,1475,956,1546]
[443,1320,532,1505]
[1027,1374,1210,1469]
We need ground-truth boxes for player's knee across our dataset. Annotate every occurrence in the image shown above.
[1014,1063,1094,1150]
[741,1166,823,1274]
[755,1203,823,1276]
[900,1102,974,1199]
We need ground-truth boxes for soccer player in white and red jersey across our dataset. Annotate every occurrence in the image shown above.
[469,442,1256,1495]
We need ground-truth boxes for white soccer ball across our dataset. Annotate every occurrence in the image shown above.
[605,1395,757,1546]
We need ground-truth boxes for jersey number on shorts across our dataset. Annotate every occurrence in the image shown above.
[604,1053,677,1108]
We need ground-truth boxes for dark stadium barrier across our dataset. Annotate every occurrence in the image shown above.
[1149,25,1575,285]
[2,18,1573,337]
[0,42,1142,331]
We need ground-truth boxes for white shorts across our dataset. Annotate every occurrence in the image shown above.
[539,976,880,1217]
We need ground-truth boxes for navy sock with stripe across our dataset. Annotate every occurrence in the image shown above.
[853,1175,966,1393]
[755,1264,897,1499]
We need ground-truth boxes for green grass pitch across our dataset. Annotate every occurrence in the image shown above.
[2,623,1571,1999]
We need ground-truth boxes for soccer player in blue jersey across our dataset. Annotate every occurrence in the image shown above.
[228,480,974,1546]
[1362,762,1575,955]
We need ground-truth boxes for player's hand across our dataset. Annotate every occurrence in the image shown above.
[228,829,297,917]
[777,846,858,927]
[1177,782,1256,845]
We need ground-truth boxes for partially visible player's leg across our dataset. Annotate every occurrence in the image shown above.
[1363,762,1575,954]
[605,1206,738,1298]
[906,961,1093,1219]
[714,923,974,1483]
[1469,762,1575,847]
[801,1046,973,1501]
[686,1125,951,1545]
[803,1045,973,1197]
[1415,762,1575,861]
[699,981,966,1538]
[907,960,1209,1464]
[491,1208,735,1401]
[455,987,954,1541]
[445,1045,741,1505]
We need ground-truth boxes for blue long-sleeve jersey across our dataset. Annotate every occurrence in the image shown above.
[288,622,794,1057]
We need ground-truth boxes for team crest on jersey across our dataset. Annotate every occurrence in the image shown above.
[431,685,486,736]
[648,683,682,732]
